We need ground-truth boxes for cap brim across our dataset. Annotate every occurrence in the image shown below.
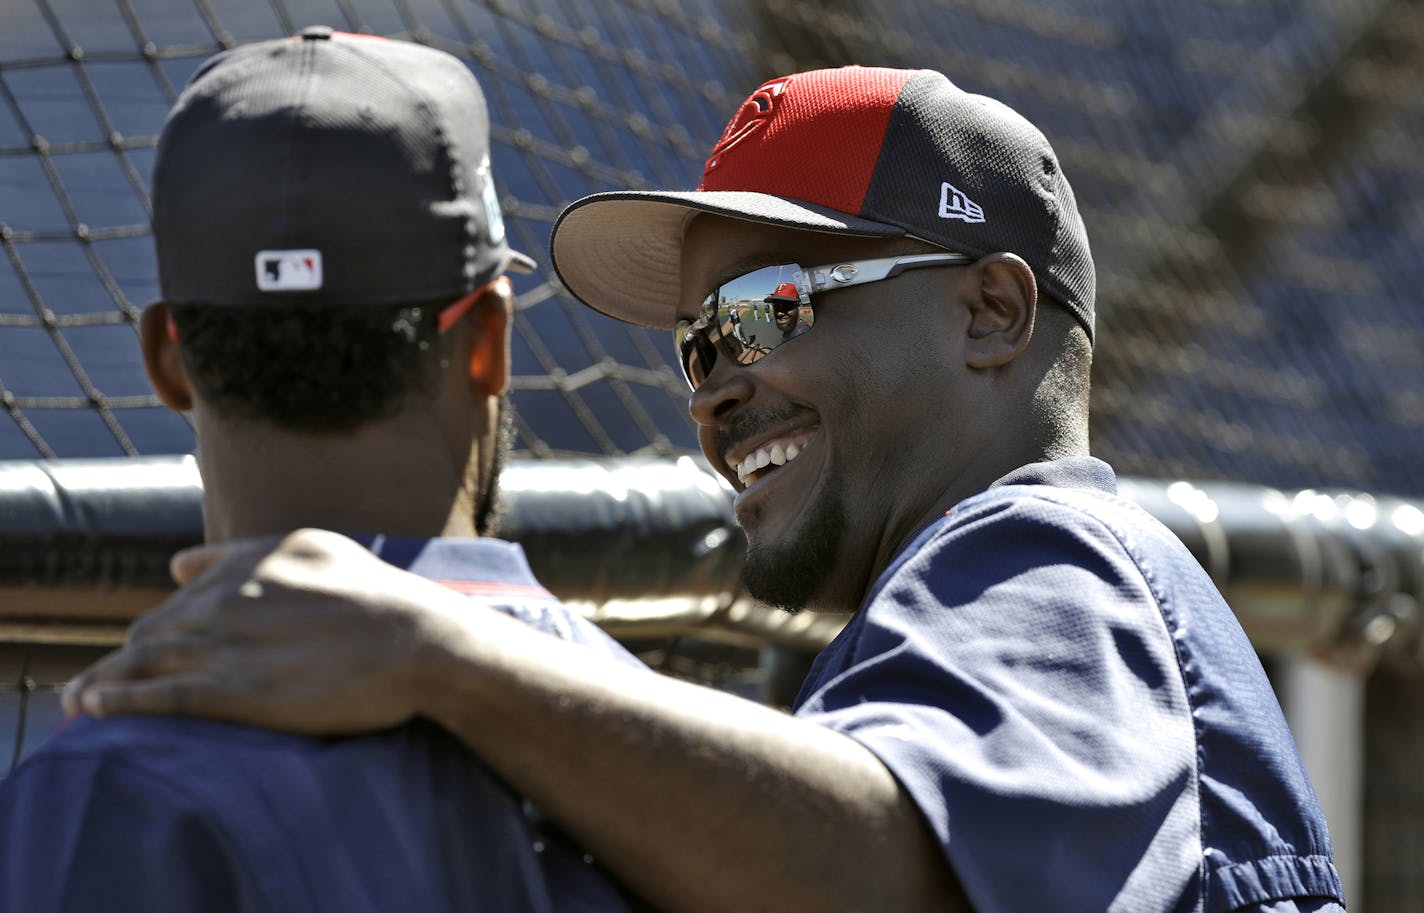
[550,191,906,329]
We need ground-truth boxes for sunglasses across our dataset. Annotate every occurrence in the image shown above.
[674,252,973,389]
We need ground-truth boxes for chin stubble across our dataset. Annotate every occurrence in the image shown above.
[739,483,846,614]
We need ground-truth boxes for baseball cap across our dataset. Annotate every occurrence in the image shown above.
[764,282,800,305]
[550,66,1094,342]
[153,26,534,309]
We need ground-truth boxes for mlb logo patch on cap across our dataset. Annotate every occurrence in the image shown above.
[256,250,323,292]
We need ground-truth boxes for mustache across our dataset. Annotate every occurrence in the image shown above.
[715,403,817,457]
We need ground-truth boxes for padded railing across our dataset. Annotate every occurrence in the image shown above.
[2,455,1421,670]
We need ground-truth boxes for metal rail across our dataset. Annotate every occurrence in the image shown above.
[2,456,1420,671]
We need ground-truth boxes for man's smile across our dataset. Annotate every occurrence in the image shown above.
[727,425,820,488]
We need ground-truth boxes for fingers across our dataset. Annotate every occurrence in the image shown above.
[126,577,222,644]
[62,635,214,717]
[75,676,235,722]
[64,528,395,727]
[272,528,367,571]
[171,528,364,589]
[170,534,283,586]
[169,542,228,586]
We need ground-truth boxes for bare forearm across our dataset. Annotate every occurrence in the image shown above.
[69,526,965,912]
[417,611,966,913]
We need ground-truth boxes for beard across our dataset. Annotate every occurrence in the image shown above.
[739,482,846,614]
[473,393,513,537]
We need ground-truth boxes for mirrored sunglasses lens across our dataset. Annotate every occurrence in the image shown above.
[678,263,813,388]
[709,263,806,356]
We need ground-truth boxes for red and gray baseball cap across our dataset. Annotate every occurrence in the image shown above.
[764,282,800,305]
[153,27,534,309]
[551,66,1094,342]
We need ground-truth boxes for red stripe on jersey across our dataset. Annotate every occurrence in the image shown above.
[434,579,554,599]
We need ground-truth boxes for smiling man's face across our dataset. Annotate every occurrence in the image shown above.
[679,214,975,613]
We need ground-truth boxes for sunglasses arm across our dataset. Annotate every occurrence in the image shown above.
[802,252,973,294]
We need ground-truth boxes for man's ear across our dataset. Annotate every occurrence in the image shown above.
[962,253,1037,369]
[466,276,513,396]
[139,302,194,412]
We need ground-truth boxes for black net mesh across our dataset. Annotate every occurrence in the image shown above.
[3,0,1423,905]
[2,0,1421,495]
[0,0,759,460]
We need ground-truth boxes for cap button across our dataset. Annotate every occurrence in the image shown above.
[300,25,334,40]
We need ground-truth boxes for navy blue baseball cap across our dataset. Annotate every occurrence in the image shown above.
[153,27,534,308]
[551,66,1095,343]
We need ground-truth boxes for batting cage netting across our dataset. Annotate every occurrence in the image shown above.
[1,0,1422,908]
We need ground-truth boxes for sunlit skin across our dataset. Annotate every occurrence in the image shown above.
[680,213,1051,613]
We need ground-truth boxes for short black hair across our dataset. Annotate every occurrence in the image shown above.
[168,301,452,433]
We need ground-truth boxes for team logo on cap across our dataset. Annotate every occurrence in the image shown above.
[256,250,323,291]
[703,76,793,176]
[938,182,985,224]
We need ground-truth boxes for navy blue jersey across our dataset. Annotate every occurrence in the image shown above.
[0,537,643,913]
[794,458,1346,913]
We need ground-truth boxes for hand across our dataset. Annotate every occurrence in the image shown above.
[62,528,472,735]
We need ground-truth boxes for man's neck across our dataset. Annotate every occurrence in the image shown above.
[195,414,477,544]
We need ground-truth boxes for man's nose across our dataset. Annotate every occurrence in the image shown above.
[688,358,755,427]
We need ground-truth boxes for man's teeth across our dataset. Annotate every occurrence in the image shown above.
[733,433,812,486]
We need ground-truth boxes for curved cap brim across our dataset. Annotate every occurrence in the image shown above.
[550,190,907,329]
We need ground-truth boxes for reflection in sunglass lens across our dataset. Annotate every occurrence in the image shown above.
[675,263,814,389]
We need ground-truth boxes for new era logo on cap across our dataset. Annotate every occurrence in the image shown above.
[938,182,985,224]
[256,250,323,292]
